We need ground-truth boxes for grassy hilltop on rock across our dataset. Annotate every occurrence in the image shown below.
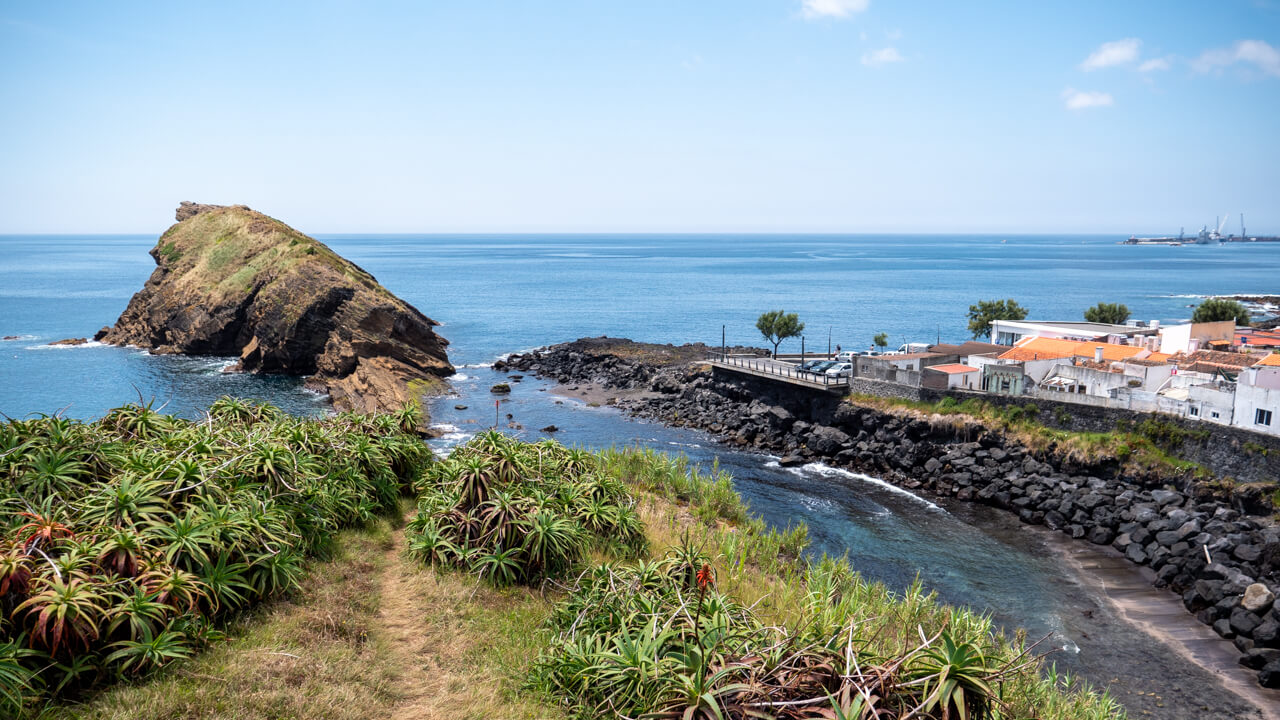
[97,202,453,412]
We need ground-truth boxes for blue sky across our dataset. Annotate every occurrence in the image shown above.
[1,0,1277,233]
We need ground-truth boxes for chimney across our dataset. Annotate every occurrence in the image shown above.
[1094,346,1104,363]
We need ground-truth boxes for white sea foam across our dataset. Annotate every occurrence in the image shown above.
[458,362,493,369]
[203,358,238,372]
[0,334,36,342]
[798,462,946,513]
[27,340,107,351]
[447,373,471,381]
[301,386,331,401]
[495,345,549,362]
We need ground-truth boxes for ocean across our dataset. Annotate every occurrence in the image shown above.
[3,233,1277,418]
[2,232,1277,716]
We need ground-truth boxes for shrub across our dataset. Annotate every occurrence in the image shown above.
[0,398,431,710]
[531,545,1124,720]
[407,432,646,586]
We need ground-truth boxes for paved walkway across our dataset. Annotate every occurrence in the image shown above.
[707,355,850,392]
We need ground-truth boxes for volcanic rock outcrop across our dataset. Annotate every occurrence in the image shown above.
[98,202,453,412]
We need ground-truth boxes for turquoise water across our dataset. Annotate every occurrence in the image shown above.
[2,232,1276,714]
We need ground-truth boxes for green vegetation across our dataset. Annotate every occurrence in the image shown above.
[531,552,1122,720]
[873,331,889,352]
[157,242,181,263]
[1084,302,1130,325]
[16,406,1126,719]
[755,310,805,358]
[0,398,430,714]
[966,299,1028,340]
[848,394,1210,479]
[407,432,646,586]
[1191,297,1251,326]
[526,445,1125,720]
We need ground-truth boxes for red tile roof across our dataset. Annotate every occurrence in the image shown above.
[926,363,981,374]
[1255,353,1280,367]
[997,337,1146,363]
[1175,350,1266,373]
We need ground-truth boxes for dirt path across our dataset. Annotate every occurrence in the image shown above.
[372,518,556,720]
[374,527,440,718]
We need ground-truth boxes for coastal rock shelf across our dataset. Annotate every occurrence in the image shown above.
[499,339,1280,689]
[98,202,453,412]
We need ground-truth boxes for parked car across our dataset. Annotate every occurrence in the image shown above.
[824,362,853,376]
[804,360,838,374]
[798,359,827,372]
[834,350,857,362]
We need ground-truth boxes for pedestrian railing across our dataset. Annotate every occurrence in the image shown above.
[707,354,851,388]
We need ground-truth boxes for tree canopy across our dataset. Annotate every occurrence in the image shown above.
[756,310,804,357]
[1191,298,1251,326]
[1084,302,1130,325]
[967,299,1028,340]
[873,332,888,350]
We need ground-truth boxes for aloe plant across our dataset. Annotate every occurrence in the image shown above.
[0,397,433,708]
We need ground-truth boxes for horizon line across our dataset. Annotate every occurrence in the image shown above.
[2,229,1276,238]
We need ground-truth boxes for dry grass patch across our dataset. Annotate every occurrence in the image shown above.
[46,520,400,720]
[44,513,565,720]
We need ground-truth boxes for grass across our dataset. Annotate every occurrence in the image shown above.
[47,510,563,720]
[43,520,401,720]
[534,444,1128,720]
[0,398,431,713]
[846,393,1212,479]
[34,432,1127,720]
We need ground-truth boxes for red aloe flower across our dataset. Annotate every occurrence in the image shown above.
[696,563,714,590]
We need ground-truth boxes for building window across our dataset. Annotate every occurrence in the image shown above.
[1189,407,1199,417]
[1211,411,1220,419]
[1257,409,1273,426]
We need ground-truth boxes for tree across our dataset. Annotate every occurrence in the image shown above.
[756,311,804,358]
[873,332,888,352]
[1191,298,1251,326]
[1084,302,1130,325]
[967,299,1028,340]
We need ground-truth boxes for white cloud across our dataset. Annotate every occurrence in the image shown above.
[1080,38,1142,71]
[801,0,870,20]
[886,28,903,41]
[1193,39,1280,77]
[1061,87,1114,110]
[1138,57,1171,72]
[861,47,903,67]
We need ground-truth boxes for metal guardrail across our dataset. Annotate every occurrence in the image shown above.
[707,354,851,388]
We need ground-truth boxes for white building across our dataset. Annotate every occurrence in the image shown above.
[989,320,1158,348]
[1233,355,1280,437]
[1157,321,1236,355]
[922,364,982,390]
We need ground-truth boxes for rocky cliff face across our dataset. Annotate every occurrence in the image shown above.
[98,203,453,412]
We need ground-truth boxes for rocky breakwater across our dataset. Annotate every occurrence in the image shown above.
[97,202,453,413]
[503,339,1280,688]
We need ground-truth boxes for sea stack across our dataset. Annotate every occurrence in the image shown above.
[98,202,454,412]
